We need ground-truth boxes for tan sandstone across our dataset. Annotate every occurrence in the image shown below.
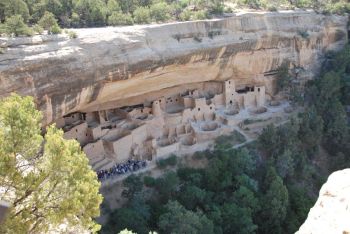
[297,169,350,234]
[0,10,347,125]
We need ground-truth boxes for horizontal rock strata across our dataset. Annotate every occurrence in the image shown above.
[0,10,347,125]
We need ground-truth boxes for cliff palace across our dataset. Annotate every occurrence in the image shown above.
[0,10,348,170]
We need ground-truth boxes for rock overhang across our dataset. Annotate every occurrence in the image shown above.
[0,10,348,125]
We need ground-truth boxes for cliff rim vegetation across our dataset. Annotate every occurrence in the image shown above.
[0,0,349,37]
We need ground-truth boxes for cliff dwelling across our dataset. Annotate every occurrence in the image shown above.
[1,0,350,230]
[55,79,271,171]
[0,11,348,177]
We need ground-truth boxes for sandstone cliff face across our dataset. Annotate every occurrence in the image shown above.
[0,11,347,125]
[297,169,350,234]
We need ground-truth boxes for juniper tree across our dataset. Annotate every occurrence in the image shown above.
[0,94,102,233]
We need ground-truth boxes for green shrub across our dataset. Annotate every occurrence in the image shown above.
[237,0,260,9]
[192,10,208,20]
[38,11,57,29]
[4,15,32,37]
[243,118,264,125]
[107,0,121,13]
[224,6,233,13]
[215,130,246,147]
[122,175,143,198]
[179,9,191,21]
[50,24,61,34]
[156,158,168,169]
[133,7,151,24]
[156,154,178,169]
[192,152,205,160]
[67,30,77,39]
[276,61,292,92]
[294,0,313,8]
[179,0,190,8]
[3,0,30,23]
[150,2,171,22]
[143,176,156,187]
[268,6,278,11]
[32,24,43,34]
[70,12,80,27]
[209,2,224,14]
[38,11,61,34]
[108,12,134,25]
[325,2,350,14]
[166,154,177,166]
[0,24,5,35]
[169,2,182,16]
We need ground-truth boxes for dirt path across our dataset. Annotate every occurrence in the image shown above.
[100,141,213,187]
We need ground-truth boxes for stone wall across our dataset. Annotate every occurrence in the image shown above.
[62,79,268,165]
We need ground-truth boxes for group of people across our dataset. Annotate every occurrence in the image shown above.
[97,159,147,181]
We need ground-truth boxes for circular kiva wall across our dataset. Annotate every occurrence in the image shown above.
[201,122,219,131]
[254,107,267,114]
[224,109,239,116]
[181,135,196,146]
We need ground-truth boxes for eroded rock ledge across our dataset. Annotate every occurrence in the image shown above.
[58,78,273,169]
[297,169,350,234]
[0,11,347,125]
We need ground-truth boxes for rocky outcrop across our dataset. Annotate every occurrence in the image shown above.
[297,169,350,234]
[0,11,347,125]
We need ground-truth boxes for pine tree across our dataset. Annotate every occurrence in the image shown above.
[258,167,289,234]
[4,15,32,36]
[0,94,102,233]
[38,11,61,34]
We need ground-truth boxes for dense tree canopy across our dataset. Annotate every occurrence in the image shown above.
[158,201,214,234]
[0,0,349,36]
[102,137,316,234]
[3,15,32,36]
[38,11,61,33]
[0,94,103,233]
[306,45,350,167]
[258,167,289,234]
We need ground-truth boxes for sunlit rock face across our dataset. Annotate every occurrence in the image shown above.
[297,169,350,234]
[0,11,347,125]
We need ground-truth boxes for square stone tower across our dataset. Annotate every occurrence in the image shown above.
[254,86,266,107]
[224,79,236,108]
